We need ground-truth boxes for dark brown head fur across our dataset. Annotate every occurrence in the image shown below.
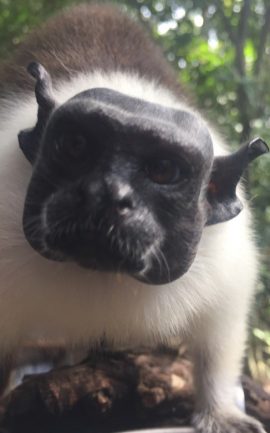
[0,3,186,98]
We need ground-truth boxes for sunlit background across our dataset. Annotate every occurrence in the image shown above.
[0,0,269,389]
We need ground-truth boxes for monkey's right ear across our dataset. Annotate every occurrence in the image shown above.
[18,62,57,164]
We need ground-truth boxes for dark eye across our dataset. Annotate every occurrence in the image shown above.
[55,135,87,159]
[145,159,188,185]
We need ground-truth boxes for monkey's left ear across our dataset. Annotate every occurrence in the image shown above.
[18,62,57,164]
[207,137,269,225]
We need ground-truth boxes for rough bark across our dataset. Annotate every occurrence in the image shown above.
[0,349,269,433]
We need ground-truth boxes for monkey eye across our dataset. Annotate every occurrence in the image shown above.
[55,135,87,159]
[145,159,189,185]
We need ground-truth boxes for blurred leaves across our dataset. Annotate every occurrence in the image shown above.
[0,0,269,381]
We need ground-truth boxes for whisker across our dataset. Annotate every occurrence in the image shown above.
[152,244,171,282]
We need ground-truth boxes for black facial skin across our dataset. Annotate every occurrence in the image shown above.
[22,84,270,284]
[22,88,214,285]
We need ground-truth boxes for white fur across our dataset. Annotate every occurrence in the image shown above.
[0,72,258,413]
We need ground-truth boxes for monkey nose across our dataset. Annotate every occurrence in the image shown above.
[107,181,135,216]
[113,196,134,216]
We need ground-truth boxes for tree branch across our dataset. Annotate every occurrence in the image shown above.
[254,2,270,75]
[235,0,251,76]
[0,350,269,433]
[214,1,236,44]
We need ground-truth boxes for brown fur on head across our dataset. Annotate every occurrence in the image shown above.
[0,3,187,98]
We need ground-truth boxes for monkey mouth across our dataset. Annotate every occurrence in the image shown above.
[37,218,153,276]
[76,252,145,274]
[24,199,164,282]
[42,239,149,277]
[26,221,184,285]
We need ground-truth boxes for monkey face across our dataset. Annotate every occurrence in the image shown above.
[22,87,214,284]
[20,64,268,284]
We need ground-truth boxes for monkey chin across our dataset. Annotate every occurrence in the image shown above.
[36,242,189,286]
[136,263,192,286]
[76,256,176,286]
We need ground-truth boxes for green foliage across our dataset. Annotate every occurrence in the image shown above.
[0,0,269,381]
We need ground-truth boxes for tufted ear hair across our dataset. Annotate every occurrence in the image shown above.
[207,137,269,225]
[18,62,57,164]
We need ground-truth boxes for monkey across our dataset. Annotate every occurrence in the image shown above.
[0,3,268,432]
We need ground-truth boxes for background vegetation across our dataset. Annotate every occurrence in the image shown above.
[0,0,269,386]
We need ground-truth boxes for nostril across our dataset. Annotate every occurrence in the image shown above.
[106,179,135,215]
[115,197,134,215]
